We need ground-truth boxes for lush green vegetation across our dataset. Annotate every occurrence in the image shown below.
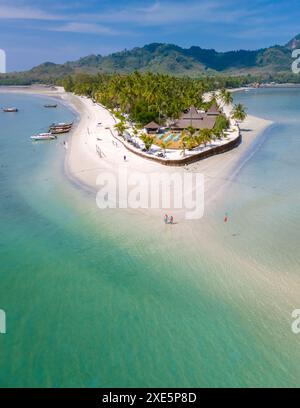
[61,72,244,152]
[140,133,155,151]
[232,103,247,121]
[177,123,230,153]
[0,64,245,150]
[63,72,204,125]
[61,72,248,127]
[219,88,233,106]
[214,114,231,137]
[114,121,128,136]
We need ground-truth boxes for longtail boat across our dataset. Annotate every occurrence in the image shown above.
[31,133,57,141]
[49,122,73,134]
[50,122,73,129]
[3,107,18,112]
[44,104,57,108]
[50,127,72,134]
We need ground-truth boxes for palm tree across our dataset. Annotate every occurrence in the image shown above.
[140,133,154,151]
[198,128,213,147]
[219,88,233,106]
[179,139,187,157]
[160,140,171,156]
[213,114,230,139]
[179,131,189,157]
[180,130,192,155]
[187,126,197,138]
[231,103,247,122]
[212,129,222,140]
[184,126,199,149]
[158,101,168,124]
[114,121,127,137]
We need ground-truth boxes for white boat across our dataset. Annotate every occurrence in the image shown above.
[3,107,18,112]
[30,133,57,141]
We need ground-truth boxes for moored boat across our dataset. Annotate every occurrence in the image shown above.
[49,122,73,129]
[50,127,72,134]
[3,107,18,112]
[44,104,58,108]
[49,122,73,134]
[30,133,57,141]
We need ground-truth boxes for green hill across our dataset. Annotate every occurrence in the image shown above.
[1,35,299,84]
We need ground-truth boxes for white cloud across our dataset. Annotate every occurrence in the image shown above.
[0,4,61,20]
[54,22,119,36]
[82,0,253,26]
[0,0,297,43]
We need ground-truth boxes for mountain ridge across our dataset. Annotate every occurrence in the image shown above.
[1,35,300,83]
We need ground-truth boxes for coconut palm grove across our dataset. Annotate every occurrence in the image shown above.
[62,72,246,153]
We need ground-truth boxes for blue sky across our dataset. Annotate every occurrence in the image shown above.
[0,0,300,71]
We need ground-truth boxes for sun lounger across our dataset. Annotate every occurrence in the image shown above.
[164,133,174,142]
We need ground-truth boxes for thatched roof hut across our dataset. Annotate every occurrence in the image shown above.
[171,106,218,131]
[207,104,220,116]
[144,121,160,134]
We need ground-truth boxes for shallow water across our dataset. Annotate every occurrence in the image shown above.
[0,89,300,387]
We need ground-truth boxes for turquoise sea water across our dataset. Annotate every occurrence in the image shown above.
[0,89,300,387]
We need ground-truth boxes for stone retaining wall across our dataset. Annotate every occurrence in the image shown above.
[112,130,242,167]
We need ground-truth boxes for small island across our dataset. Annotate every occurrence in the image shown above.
[62,73,247,166]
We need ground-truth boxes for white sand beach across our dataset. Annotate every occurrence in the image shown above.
[64,88,272,216]
[0,85,273,220]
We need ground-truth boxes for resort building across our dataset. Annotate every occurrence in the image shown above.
[144,121,161,134]
[207,104,220,116]
[171,105,219,131]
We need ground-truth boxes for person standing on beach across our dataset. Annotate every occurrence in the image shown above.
[124,155,127,161]
[164,214,168,224]
[169,216,174,224]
